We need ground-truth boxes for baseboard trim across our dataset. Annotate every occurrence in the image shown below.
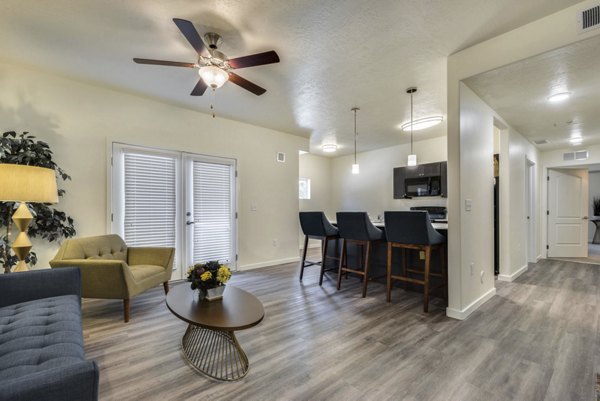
[498,264,528,282]
[239,256,300,271]
[446,287,496,321]
[536,254,543,262]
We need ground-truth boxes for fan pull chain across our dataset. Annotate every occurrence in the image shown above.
[210,88,216,118]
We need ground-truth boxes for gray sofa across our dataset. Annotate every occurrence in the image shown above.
[0,267,99,401]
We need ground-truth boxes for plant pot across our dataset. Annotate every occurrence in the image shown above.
[204,286,226,301]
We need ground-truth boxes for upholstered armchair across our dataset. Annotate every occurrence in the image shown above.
[50,234,174,322]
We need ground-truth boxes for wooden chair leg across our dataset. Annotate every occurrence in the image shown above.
[337,239,346,291]
[123,299,130,323]
[423,247,431,313]
[300,235,309,281]
[163,281,169,295]
[440,245,447,302]
[402,248,407,276]
[362,241,371,298]
[319,238,329,286]
[387,243,393,302]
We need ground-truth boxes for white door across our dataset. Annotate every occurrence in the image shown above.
[547,169,588,257]
[184,154,237,271]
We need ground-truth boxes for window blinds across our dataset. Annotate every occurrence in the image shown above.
[192,161,232,263]
[124,152,177,248]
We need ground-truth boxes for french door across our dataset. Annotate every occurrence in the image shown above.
[111,144,237,280]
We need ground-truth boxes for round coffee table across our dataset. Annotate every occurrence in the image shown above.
[166,284,264,381]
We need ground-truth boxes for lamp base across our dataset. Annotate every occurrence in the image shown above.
[12,260,29,272]
[11,202,33,273]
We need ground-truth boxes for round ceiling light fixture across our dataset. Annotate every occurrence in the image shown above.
[198,65,229,89]
[321,144,338,153]
[547,92,571,103]
[400,116,444,132]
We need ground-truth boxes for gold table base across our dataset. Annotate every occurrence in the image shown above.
[181,325,249,381]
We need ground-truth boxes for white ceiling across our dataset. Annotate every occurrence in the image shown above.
[0,0,583,156]
[464,34,600,151]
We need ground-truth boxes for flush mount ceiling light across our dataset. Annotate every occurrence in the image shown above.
[351,107,360,174]
[547,92,571,103]
[570,133,583,145]
[321,144,338,153]
[400,116,444,132]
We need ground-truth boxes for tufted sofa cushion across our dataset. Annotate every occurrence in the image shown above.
[0,294,85,381]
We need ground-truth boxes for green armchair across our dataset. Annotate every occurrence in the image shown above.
[50,234,174,322]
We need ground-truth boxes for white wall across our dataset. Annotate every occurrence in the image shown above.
[0,59,306,271]
[330,136,447,216]
[299,153,332,248]
[447,0,600,320]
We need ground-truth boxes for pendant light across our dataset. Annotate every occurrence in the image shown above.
[407,87,417,166]
[351,107,360,174]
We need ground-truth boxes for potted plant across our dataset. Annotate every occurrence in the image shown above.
[0,131,76,273]
[594,196,600,217]
[187,260,232,301]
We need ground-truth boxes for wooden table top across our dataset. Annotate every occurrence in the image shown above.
[166,284,264,331]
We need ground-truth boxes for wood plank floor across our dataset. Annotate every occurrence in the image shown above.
[82,257,598,401]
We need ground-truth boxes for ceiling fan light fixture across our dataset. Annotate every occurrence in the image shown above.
[400,116,444,132]
[199,65,229,89]
[321,144,338,153]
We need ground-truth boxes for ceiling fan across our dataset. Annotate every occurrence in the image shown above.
[134,18,280,96]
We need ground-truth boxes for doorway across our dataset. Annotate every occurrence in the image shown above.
[526,159,536,263]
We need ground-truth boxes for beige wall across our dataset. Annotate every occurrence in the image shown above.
[299,153,332,248]
[0,59,306,271]
[330,136,447,217]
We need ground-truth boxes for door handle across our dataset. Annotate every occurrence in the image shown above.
[186,221,195,225]
[583,216,589,220]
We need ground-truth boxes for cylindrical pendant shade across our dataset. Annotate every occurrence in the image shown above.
[0,164,58,203]
[407,154,417,166]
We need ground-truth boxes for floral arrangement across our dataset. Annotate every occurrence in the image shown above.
[187,260,232,292]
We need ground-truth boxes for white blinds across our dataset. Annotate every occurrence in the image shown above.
[192,161,232,263]
[124,152,177,248]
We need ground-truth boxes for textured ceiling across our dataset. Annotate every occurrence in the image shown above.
[0,0,583,156]
[464,34,600,151]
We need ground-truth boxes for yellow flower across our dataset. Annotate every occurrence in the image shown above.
[216,266,232,284]
[200,271,212,281]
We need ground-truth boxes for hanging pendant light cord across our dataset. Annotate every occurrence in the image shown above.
[354,109,357,164]
[410,91,414,154]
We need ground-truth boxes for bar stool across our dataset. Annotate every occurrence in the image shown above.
[384,211,447,312]
[336,212,384,297]
[299,212,340,285]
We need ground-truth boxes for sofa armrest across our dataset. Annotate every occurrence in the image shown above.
[50,259,132,299]
[0,360,99,401]
[128,247,175,271]
[0,267,81,308]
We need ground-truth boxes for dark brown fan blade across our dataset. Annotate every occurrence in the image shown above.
[173,18,210,58]
[228,72,266,96]
[228,51,280,69]
[133,58,196,68]
[190,78,208,96]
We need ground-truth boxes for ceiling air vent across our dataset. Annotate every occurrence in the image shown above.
[578,5,600,33]
[575,150,589,160]
[533,139,548,145]
[563,152,575,161]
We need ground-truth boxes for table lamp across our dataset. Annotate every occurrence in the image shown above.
[0,164,58,272]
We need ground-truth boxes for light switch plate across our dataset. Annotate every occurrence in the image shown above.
[465,199,472,211]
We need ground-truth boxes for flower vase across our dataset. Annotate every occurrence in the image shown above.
[205,286,225,301]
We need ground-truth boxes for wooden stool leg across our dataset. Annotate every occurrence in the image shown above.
[440,245,447,302]
[337,239,346,291]
[402,248,407,276]
[423,246,431,313]
[300,235,309,281]
[387,243,393,302]
[319,238,329,286]
[362,241,371,298]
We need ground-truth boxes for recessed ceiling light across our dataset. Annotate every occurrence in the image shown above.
[400,116,444,132]
[569,137,583,145]
[547,92,571,103]
[321,144,338,153]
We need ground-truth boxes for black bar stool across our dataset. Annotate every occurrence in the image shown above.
[384,211,447,312]
[336,212,384,297]
[299,212,340,285]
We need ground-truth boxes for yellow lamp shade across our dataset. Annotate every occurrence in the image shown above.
[0,164,58,203]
